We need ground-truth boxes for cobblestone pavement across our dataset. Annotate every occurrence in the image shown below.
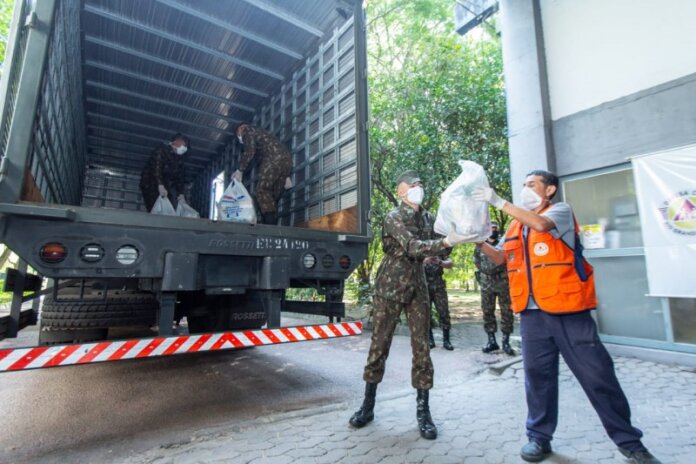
[131,335,695,464]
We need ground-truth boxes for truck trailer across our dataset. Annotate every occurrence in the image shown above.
[0,0,370,358]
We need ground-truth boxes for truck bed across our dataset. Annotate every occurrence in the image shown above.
[0,202,367,241]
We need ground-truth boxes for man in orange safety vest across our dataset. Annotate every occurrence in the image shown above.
[472,170,660,464]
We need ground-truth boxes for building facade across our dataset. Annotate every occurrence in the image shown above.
[459,0,696,362]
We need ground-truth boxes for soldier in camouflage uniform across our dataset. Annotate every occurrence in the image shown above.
[423,210,454,350]
[233,123,292,225]
[348,170,475,440]
[140,133,189,212]
[473,223,515,355]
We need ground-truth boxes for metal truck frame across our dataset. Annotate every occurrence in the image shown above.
[0,0,370,351]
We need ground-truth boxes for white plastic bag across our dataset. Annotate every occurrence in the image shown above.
[434,160,492,241]
[176,201,200,218]
[151,196,176,215]
[217,180,257,224]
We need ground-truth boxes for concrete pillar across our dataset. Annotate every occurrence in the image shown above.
[499,0,554,202]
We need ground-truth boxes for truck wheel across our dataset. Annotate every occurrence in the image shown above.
[39,294,158,344]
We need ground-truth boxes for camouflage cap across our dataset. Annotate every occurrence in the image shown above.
[395,170,421,186]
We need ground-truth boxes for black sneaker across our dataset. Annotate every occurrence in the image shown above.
[520,439,552,462]
[619,448,662,464]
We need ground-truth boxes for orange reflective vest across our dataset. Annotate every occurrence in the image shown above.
[503,211,597,314]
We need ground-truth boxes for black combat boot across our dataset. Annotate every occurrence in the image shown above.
[416,389,437,439]
[262,212,277,225]
[482,332,499,353]
[502,333,516,355]
[442,328,453,351]
[349,382,377,428]
[429,329,435,349]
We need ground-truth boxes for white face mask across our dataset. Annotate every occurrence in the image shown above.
[406,186,424,205]
[520,186,543,210]
[174,145,187,155]
[237,134,244,144]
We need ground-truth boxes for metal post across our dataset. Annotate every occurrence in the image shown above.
[8,259,28,338]
[498,0,556,202]
[353,1,371,237]
[30,281,41,325]
[157,292,177,335]
[0,0,58,203]
[262,290,282,328]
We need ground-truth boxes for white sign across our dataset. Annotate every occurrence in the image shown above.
[632,145,696,297]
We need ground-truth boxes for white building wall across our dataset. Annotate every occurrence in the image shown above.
[540,0,696,120]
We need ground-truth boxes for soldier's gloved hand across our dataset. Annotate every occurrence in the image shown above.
[177,194,186,204]
[472,187,507,210]
[423,256,440,266]
[158,184,168,197]
[232,170,243,182]
[284,177,293,190]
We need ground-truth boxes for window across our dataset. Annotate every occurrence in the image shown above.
[670,298,696,344]
[563,168,642,249]
[562,167,665,342]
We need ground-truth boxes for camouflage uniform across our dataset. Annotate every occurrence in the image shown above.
[364,203,450,390]
[140,143,186,212]
[238,125,292,215]
[474,240,513,334]
[423,211,451,331]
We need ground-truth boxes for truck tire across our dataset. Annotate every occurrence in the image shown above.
[39,295,158,344]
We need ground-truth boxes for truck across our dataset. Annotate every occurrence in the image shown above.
[0,0,370,355]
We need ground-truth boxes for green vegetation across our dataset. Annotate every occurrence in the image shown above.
[0,0,14,66]
[347,0,509,303]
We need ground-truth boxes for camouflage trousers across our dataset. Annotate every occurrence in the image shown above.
[363,295,434,390]
[256,153,292,214]
[427,281,451,330]
[481,287,513,334]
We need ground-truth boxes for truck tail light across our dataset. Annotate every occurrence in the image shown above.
[40,243,67,263]
[80,244,104,263]
[115,245,139,265]
[321,254,334,268]
[302,253,316,269]
[339,255,351,269]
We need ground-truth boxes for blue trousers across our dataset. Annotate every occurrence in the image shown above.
[520,309,644,451]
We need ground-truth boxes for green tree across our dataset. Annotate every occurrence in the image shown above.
[349,0,509,301]
[0,0,15,66]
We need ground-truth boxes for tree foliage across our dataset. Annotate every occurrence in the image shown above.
[0,0,14,67]
[349,0,509,300]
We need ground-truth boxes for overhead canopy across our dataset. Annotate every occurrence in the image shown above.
[82,0,355,175]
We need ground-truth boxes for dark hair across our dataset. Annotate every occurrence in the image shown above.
[171,132,190,148]
[527,169,559,199]
[235,122,251,134]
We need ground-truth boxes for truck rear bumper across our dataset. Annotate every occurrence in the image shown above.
[0,321,362,373]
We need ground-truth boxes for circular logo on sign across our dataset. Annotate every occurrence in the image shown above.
[533,243,549,256]
[666,195,696,232]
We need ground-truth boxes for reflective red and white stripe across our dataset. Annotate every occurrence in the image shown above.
[0,322,362,372]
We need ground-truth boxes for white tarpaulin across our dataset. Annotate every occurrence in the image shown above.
[632,145,696,297]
